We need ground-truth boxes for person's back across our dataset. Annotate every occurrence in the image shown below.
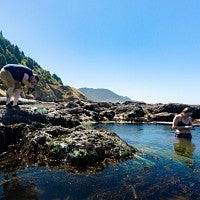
[0,64,39,109]
[4,64,33,83]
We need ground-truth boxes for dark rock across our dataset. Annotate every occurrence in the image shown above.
[191,106,200,119]
[0,123,27,153]
[68,107,85,114]
[123,101,145,105]
[65,101,79,108]
[46,129,137,166]
[92,112,103,122]
[45,126,72,137]
[1,109,48,125]
[84,103,101,112]
[48,116,80,128]
[101,110,115,121]
[97,102,114,108]
[2,98,200,171]
[127,106,144,119]
[148,112,175,122]
[151,103,188,114]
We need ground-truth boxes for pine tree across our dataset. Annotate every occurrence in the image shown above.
[0,54,6,67]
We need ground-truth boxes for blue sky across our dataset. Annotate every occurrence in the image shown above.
[0,0,200,104]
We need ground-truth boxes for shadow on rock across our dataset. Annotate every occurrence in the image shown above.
[0,109,81,128]
[1,109,48,125]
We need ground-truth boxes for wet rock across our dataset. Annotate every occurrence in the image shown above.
[0,123,27,153]
[100,110,115,121]
[97,102,114,108]
[148,112,175,122]
[65,101,79,108]
[1,109,48,125]
[7,123,136,168]
[0,108,80,129]
[126,106,145,121]
[1,98,200,171]
[45,126,72,137]
[191,106,200,119]
[92,112,103,122]
[48,116,80,128]
[46,128,137,166]
[149,103,188,114]
[83,103,102,112]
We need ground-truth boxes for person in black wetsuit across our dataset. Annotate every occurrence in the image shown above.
[0,64,39,109]
[172,107,194,138]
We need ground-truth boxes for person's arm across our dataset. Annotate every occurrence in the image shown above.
[22,73,30,86]
[189,117,195,129]
[172,115,193,131]
[172,115,180,130]
[22,73,34,88]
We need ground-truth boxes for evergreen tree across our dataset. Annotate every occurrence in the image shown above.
[0,30,81,101]
[0,54,6,67]
[0,36,6,50]
[5,50,18,64]
[14,45,22,62]
[0,46,4,54]
[52,74,63,85]
[26,57,34,69]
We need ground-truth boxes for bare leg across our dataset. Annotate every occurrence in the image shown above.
[6,87,14,105]
[13,89,21,106]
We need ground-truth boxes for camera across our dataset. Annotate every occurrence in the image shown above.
[27,87,35,94]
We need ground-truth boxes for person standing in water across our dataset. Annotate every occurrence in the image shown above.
[172,107,194,138]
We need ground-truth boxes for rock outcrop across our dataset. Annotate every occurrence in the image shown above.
[0,98,200,172]
[0,101,137,172]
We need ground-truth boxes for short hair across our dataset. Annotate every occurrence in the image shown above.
[181,107,193,114]
[34,75,39,83]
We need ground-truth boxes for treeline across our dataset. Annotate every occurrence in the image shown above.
[0,31,63,85]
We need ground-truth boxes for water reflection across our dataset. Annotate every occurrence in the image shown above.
[173,138,195,168]
[1,171,39,200]
[0,124,199,199]
[0,153,39,200]
[1,170,39,200]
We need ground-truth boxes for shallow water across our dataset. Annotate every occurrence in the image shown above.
[0,124,200,200]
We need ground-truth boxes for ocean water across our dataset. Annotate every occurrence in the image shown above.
[0,124,200,200]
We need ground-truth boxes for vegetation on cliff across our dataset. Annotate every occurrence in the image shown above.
[0,31,84,101]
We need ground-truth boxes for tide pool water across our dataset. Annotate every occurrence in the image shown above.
[0,124,199,199]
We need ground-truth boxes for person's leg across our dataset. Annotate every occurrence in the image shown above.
[6,87,14,105]
[13,82,22,107]
[13,89,21,106]
[0,69,15,106]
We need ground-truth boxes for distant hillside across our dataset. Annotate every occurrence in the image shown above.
[0,31,84,101]
[79,87,131,103]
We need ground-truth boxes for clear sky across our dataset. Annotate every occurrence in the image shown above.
[0,0,200,104]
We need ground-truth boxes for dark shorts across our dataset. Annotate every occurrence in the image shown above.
[175,132,192,139]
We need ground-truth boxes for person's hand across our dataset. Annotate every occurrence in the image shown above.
[185,126,194,130]
[27,87,35,94]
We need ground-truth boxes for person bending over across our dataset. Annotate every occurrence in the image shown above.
[172,107,194,138]
[0,64,39,109]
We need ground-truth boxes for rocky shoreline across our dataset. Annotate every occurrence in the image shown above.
[0,98,200,172]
